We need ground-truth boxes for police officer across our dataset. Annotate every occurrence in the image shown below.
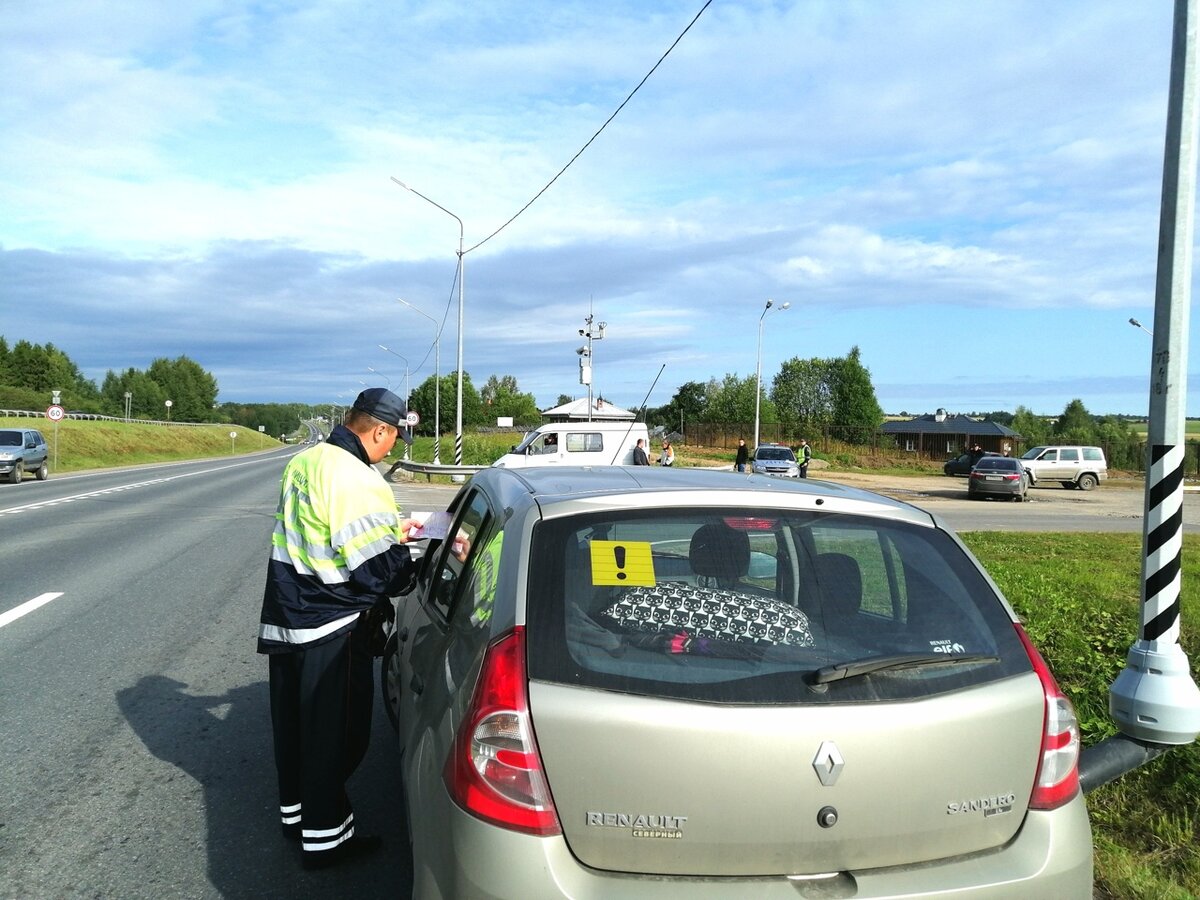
[258,387,418,869]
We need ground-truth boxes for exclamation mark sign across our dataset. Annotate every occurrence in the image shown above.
[614,545,627,580]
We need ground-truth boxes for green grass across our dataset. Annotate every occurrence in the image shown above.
[963,532,1200,899]
[1,416,281,472]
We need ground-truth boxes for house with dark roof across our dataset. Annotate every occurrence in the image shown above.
[879,408,1022,458]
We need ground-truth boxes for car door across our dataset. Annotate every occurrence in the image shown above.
[395,488,499,759]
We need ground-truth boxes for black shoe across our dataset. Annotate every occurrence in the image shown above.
[301,834,382,870]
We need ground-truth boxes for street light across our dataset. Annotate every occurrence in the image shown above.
[395,297,441,464]
[392,176,465,464]
[754,299,790,449]
[1129,317,1154,336]
[366,366,391,390]
[375,349,411,460]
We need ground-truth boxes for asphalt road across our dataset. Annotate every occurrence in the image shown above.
[0,458,1187,899]
[0,451,417,899]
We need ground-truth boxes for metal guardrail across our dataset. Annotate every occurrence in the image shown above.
[391,460,485,478]
[0,408,226,427]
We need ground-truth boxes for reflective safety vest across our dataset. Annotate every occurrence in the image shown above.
[258,441,404,651]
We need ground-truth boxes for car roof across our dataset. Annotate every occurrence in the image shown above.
[470,465,938,526]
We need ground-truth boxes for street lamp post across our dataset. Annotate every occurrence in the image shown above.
[754,299,790,449]
[395,297,441,465]
[375,350,411,460]
[392,176,465,464]
[366,366,391,390]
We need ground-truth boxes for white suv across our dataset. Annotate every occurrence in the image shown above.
[1019,446,1107,490]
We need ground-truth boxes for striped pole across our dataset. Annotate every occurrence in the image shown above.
[1109,0,1200,746]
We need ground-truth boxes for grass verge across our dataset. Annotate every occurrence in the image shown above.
[963,532,1199,899]
[1,416,280,473]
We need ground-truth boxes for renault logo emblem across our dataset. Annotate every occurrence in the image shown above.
[812,741,844,787]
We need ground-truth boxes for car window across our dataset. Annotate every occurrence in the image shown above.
[1059,449,1079,462]
[566,432,603,453]
[0,432,20,447]
[756,448,795,461]
[425,490,492,621]
[1083,447,1104,462]
[527,508,1026,705]
[973,458,1012,471]
[1041,450,1057,461]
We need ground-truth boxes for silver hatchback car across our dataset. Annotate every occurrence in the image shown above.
[384,467,1091,898]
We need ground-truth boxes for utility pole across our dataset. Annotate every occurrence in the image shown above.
[1109,0,1200,747]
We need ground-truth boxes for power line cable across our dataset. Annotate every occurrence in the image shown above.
[464,0,712,255]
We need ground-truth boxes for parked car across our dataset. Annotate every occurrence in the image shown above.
[968,456,1032,502]
[1019,446,1107,490]
[943,450,999,476]
[382,466,1091,898]
[751,443,800,477]
[0,428,49,483]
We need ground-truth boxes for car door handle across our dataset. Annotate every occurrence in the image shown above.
[409,673,424,695]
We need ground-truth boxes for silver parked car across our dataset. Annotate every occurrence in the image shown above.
[384,467,1091,898]
[751,443,800,477]
[968,456,1032,501]
[1019,446,1107,490]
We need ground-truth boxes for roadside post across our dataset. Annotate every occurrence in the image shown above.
[47,394,65,472]
[230,431,237,455]
[1092,0,1200,790]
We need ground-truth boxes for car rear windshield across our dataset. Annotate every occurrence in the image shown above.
[526,508,1028,704]
[973,458,1019,472]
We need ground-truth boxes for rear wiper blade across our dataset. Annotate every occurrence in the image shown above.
[812,653,999,685]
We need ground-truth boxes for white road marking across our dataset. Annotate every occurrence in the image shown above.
[0,593,65,629]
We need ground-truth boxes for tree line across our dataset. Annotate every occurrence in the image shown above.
[646,345,884,444]
[0,335,1152,465]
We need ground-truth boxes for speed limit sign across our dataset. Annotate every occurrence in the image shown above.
[47,405,65,422]
[405,411,420,427]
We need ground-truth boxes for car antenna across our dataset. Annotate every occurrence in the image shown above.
[610,363,666,465]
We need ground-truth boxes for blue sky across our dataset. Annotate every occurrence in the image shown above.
[1,1,1196,417]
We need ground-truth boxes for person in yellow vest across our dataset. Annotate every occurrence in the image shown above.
[257,387,419,869]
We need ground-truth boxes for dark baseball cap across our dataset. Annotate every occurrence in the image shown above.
[352,387,406,427]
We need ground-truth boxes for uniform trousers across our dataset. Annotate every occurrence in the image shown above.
[268,621,373,862]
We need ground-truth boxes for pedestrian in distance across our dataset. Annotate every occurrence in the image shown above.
[735,438,749,473]
[660,441,675,467]
[257,387,420,870]
[798,438,812,478]
[632,438,650,466]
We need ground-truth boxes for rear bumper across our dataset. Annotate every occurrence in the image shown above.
[412,792,1092,899]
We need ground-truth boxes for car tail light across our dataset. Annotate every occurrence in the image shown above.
[444,627,562,835]
[1014,623,1081,809]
